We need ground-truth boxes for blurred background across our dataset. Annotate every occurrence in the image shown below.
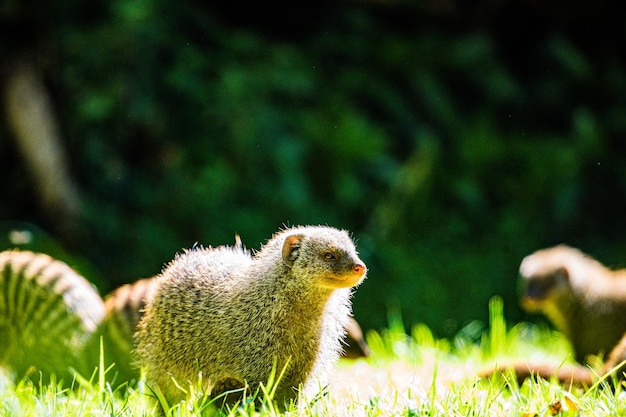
[1,1,625,339]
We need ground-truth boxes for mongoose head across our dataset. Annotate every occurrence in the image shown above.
[280,226,367,289]
[518,245,581,314]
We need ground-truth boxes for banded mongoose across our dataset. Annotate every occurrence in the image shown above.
[0,250,105,383]
[483,245,626,385]
[135,225,368,406]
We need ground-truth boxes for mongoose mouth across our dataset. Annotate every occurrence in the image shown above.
[321,264,367,289]
[520,295,547,312]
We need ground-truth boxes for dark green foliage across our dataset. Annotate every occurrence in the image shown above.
[2,2,626,337]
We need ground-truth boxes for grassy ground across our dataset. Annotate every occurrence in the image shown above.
[2,298,625,416]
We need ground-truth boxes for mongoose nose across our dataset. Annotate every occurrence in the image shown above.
[352,263,366,276]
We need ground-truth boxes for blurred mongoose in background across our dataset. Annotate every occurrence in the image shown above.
[136,225,367,406]
[484,245,626,385]
[519,245,626,364]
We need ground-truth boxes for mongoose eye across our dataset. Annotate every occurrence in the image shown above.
[322,252,336,262]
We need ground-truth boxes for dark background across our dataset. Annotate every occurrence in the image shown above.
[2,1,625,338]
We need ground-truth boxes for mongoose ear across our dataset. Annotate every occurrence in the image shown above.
[282,234,304,267]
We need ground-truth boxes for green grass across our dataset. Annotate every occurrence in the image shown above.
[2,297,626,416]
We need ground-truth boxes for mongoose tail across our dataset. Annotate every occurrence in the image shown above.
[478,362,595,387]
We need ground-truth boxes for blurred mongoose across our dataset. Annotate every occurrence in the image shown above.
[483,245,626,385]
[135,225,367,406]
[519,245,626,364]
[0,250,105,383]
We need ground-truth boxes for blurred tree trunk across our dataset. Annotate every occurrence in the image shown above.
[4,59,82,240]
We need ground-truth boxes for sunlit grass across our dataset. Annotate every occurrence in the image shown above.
[2,297,626,416]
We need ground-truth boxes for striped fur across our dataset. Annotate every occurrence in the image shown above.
[87,277,159,385]
[0,250,105,382]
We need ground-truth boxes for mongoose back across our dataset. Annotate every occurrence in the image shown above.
[135,225,367,406]
[519,244,626,363]
[0,250,105,382]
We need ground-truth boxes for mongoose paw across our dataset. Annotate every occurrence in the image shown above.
[212,377,248,404]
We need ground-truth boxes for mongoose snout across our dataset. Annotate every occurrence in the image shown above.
[319,259,366,289]
[519,274,563,311]
[519,253,570,312]
[352,263,366,276]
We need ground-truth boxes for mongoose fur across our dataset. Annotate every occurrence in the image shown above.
[0,250,105,383]
[135,225,367,406]
[99,277,369,385]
